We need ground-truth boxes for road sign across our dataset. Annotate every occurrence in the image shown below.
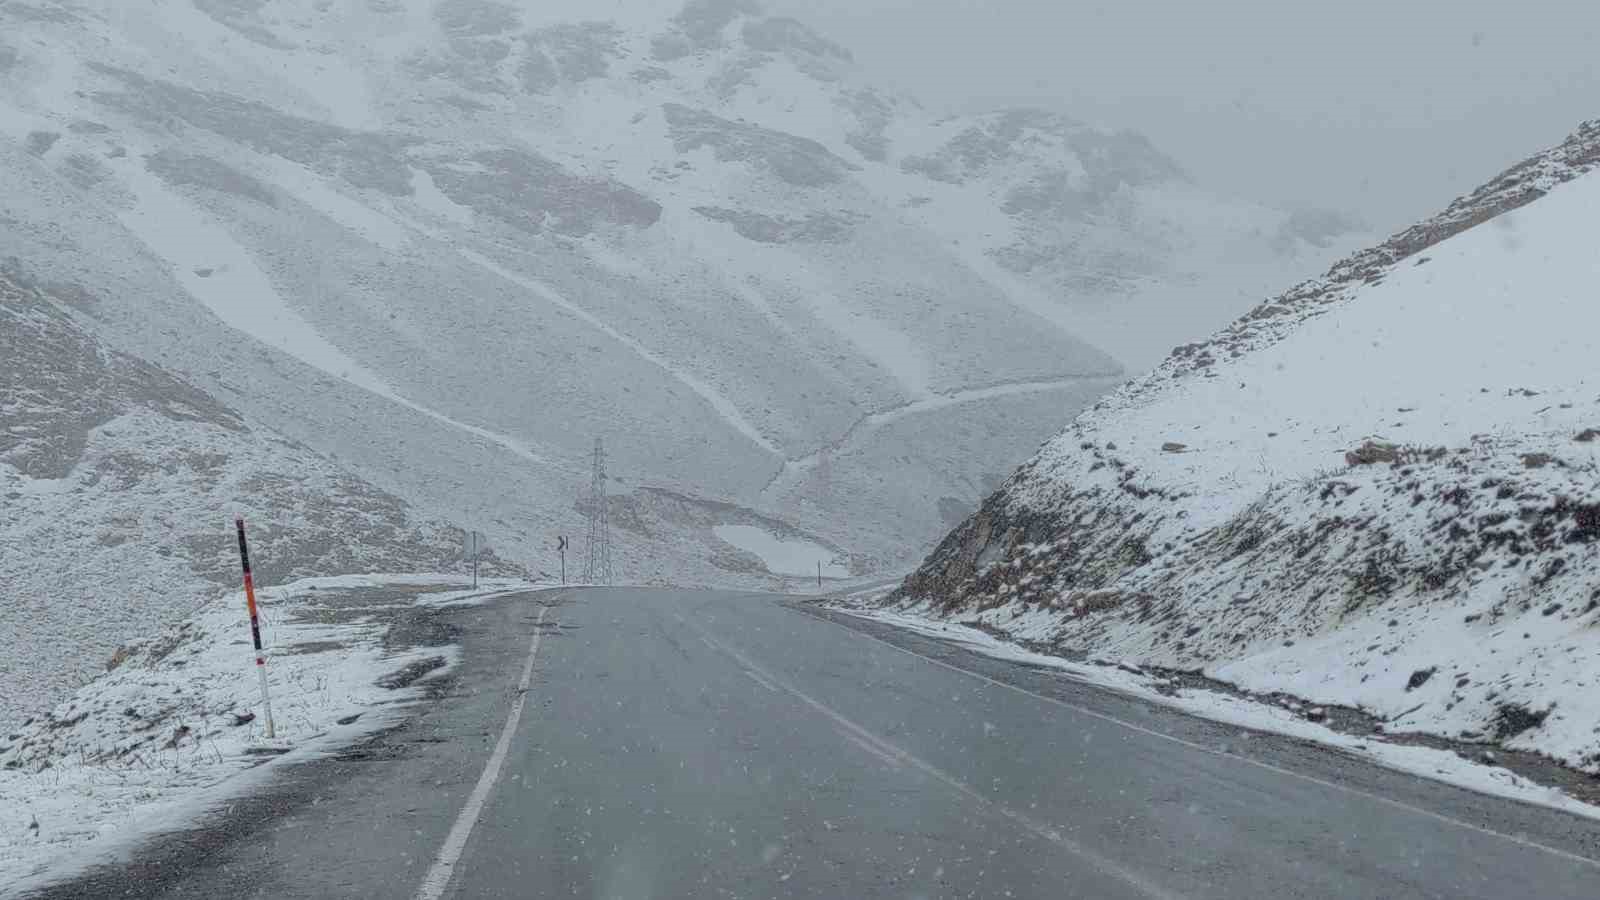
[464,530,491,588]
[463,530,492,560]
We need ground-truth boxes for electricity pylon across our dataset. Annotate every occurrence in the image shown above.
[583,438,614,585]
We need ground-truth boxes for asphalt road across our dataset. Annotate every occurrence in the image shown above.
[35,588,1600,899]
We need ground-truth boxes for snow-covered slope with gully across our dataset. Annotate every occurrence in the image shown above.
[0,270,511,735]
[892,121,1600,772]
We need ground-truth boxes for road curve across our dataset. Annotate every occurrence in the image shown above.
[34,588,1600,899]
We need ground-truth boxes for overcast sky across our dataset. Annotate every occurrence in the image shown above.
[772,0,1600,233]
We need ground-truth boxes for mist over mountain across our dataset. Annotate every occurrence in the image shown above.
[0,0,1358,726]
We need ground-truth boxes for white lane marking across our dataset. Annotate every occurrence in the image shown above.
[840,730,904,770]
[681,617,1181,900]
[415,604,550,900]
[806,606,1600,872]
[741,668,780,693]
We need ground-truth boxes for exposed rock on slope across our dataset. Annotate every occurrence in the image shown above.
[895,120,1600,771]
[0,270,508,733]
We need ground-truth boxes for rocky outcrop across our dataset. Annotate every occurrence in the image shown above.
[663,102,858,187]
[520,22,623,92]
[90,64,417,195]
[692,206,859,243]
[1,269,243,479]
[420,148,662,235]
[897,119,1600,623]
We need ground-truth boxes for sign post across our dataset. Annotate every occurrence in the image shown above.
[233,517,276,739]
[557,536,568,585]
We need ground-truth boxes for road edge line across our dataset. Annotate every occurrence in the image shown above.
[415,603,550,900]
[793,601,1600,872]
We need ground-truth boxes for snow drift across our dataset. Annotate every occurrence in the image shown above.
[0,576,523,894]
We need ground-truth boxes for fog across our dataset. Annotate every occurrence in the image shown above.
[773,0,1600,233]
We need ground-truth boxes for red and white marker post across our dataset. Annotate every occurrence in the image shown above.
[234,517,276,739]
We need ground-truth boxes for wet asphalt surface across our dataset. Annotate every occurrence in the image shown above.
[26,588,1600,899]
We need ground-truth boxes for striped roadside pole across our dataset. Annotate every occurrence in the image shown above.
[234,516,276,739]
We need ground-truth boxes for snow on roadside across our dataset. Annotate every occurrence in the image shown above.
[831,602,1600,824]
[0,574,545,895]
[412,577,583,609]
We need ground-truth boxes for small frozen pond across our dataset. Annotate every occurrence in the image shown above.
[713,524,849,578]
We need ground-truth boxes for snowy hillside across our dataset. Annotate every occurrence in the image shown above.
[893,121,1600,771]
[0,270,507,734]
[0,0,1354,588]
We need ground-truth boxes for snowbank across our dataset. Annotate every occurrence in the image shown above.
[0,575,541,895]
[831,602,1600,823]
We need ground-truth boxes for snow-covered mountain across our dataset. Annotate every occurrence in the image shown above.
[886,107,1364,370]
[0,0,1356,600]
[894,121,1600,770]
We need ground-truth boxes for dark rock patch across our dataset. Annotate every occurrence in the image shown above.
[693,206,860,243]
[664,103,857,188]
[1491,702,1550,740]
[742,16,852,60]
[146,150,278,207]
[25,130,60,156]
[420,148,660,236]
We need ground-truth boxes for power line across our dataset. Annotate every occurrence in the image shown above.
[816,446,833,507]
[583,437,614,586]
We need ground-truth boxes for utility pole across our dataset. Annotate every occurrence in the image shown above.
[583,439,614,586]
[816,447,833,508]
